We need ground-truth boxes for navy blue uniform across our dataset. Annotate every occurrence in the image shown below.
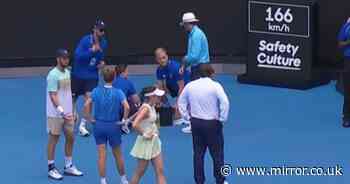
[112,75,139,118]
[112,76,137,99]
[71,34,108,96]
[156,60,190,97]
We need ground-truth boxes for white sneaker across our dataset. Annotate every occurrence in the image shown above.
[64,165,83,176]
[101,179,107,184]
[48,168,63,180]
[223,181,229,184]
[120,175,129,184]
[173,118,185,126]
[120,179,129,184]
[79,125,90,137]
[182,125,192,134]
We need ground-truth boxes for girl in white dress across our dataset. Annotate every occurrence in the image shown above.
[130,86,167,184]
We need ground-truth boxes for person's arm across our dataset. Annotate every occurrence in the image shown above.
[338,24,350,48]
[177,86,190,120]
[83,97,94,122]
[47,74,71,119]
[100,38,108,52]
[339,40,350,48]
[157,80,170,95]
[49,92,59,109]
[174,66,185,96]
[75,38,96,61]
[177,80,185,96]
[128,82,141,106]
[49,92,64,114]
[118,90,130,120]
[156,69,170,94]
[132,106,154,139]
[97,39,108,69]
[121,99,130,120]
[156,80,165,90]
[215,83,230,122]
[83,89,97,122]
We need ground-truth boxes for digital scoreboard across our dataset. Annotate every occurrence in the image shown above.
[239,0,329,89]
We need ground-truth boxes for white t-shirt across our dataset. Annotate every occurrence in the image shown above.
[46,67,73,118]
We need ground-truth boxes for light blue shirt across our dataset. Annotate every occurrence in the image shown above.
[178,77,229,122]
[185,26,210,66]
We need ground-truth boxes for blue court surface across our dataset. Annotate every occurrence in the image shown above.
[0,74,349,184]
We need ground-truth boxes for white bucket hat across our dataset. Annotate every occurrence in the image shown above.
[144,88,165,97]
[180,12,199,26]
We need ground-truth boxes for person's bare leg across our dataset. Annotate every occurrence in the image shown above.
[112,146,127,177]
[151,154,167,184]
[48,134,60,161]
[64,127,74,159]
[79,93,91,136]
[97,144,107,178]
[130,159,149,184]
[47,133,63,180]
[72,96,79,123]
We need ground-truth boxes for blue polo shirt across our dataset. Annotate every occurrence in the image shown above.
[185,25,210,67]
[112,76,137,99]
[156,60,190,97]
[338,22,350,58]
[72,34,108,79]
[91,86,126,122]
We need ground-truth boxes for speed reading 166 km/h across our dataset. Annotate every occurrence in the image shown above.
[265,7,293,24]
[249,1,310,38]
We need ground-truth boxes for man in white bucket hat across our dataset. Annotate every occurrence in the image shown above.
[179,12,210,133]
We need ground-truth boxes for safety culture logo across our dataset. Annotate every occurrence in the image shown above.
[256,40,301,71]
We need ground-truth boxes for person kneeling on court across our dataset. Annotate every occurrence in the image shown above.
[84,66,130,184]
[154,48,191,133]
[113,64,141,114]
[46,49,83,180]
[129,86,167,184]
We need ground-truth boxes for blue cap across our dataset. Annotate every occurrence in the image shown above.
[56,49,70,58]
[94,19,106,29]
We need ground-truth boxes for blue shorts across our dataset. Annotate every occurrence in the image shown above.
[93,121,122,148]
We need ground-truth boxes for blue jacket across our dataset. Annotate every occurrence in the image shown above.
[185,26,210,66]
[72,34,108,79]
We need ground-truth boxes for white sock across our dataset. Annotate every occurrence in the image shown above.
[101,177,107,184]
[65,156,73,168]
[120,175,127,182]
[48,160,55,165]
[80,118,86,127]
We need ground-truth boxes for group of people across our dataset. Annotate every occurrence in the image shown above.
[46,12,230,184]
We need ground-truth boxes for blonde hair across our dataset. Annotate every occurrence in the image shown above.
[102,66,115,83]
